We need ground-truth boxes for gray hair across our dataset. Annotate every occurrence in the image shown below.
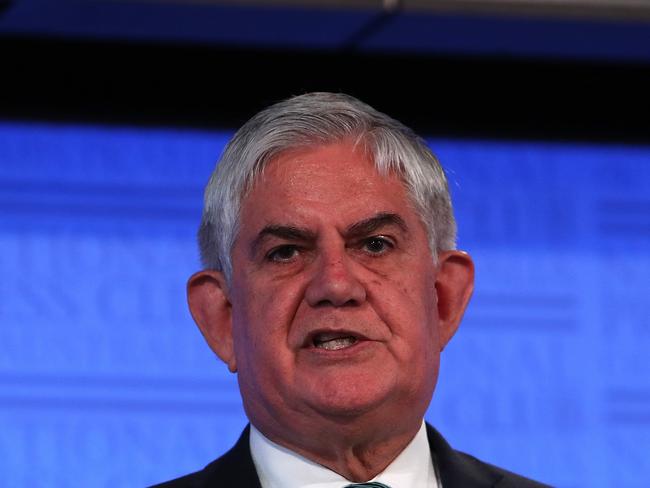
[199,92,456,284]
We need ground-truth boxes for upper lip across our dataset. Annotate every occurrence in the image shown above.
[303,328,370,348]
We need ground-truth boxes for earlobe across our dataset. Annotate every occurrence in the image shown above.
[187,271,237,372]
[435,251,475,351]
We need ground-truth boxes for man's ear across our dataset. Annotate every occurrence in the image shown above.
[435,250,475,351]
[187,270,237,373]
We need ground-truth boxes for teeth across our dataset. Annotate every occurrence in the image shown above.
[315,336,357,350]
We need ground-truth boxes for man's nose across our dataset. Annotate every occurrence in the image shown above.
[305,251,366,308]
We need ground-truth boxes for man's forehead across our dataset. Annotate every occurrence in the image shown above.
[234,140,421,233]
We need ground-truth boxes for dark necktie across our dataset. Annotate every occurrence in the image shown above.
[344,483,391,488]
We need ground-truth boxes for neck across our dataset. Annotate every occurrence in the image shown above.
[253,414,423,481]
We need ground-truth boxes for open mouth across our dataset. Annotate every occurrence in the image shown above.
[311,332,360,351]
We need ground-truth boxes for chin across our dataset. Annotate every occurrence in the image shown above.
[302,382,401,422]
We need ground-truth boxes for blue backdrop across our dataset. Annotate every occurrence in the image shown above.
[1,121,648,487]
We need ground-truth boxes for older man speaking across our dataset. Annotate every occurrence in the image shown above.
[152,93,549,488]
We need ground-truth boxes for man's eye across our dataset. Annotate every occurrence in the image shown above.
[362,237,393,255]
[267,245,299,262]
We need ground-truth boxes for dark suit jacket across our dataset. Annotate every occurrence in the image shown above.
[151,423,551,488]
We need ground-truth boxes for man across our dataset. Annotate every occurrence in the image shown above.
[153,93,550,487]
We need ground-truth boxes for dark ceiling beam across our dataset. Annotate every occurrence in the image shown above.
[128,0,650,21]
[2,1,650,62]
[2,35,649,143]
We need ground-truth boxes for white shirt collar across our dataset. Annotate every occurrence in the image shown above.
[249,422,440,488]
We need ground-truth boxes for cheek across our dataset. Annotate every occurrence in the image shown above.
[230,278,304,356]
[379,273,439,347]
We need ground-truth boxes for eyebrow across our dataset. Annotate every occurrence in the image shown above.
[250,225,317,257]
[344,212,408,239]
[249,212,408,257]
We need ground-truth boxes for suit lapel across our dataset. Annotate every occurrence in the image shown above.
[200,425,262,488]
[426,423,501,488]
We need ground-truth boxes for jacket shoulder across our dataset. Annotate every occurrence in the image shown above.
[426,423,552,488]
[149,470,204,488]
[452,450,553,488]
[148,426,261,488]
